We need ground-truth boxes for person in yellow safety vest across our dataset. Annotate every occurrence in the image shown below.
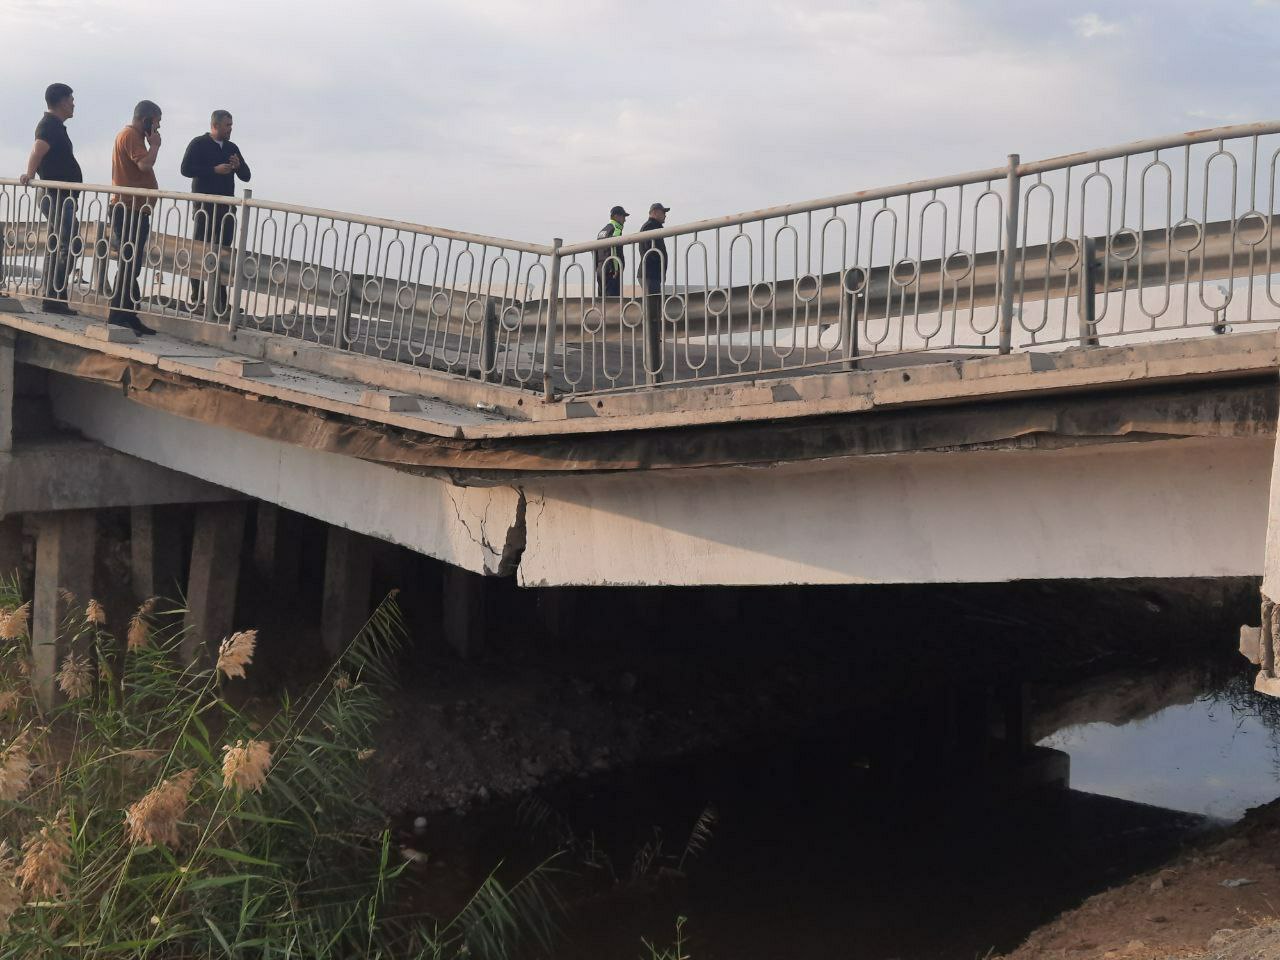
[594,205,628,297]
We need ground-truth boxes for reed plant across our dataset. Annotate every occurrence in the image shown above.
[0,576,558,959]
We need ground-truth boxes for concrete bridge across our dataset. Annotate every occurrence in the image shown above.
[5,121,1280,706]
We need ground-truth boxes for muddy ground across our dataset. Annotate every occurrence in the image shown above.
[1003,798,1280,960]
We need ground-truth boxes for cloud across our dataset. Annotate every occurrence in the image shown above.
[1070,12,1124,37]
[0,0,1276,244]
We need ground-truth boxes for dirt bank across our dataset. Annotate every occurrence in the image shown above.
[1003,798,1280,960]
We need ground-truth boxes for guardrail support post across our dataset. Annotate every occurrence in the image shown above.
[998,153,1021,355]
[1079,236,1099,347]
[227,188,252,332]
[480,299,498,382]
[541,238,563,401]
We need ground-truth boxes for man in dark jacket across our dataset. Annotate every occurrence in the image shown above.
[594,205,627,297]
[638,203,670,381]
[180,109,251,313]
[19,83,82,313]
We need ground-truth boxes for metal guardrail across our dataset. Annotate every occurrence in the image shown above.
[4,121,1280,399]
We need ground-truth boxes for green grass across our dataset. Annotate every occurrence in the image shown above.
[0,579,558,959]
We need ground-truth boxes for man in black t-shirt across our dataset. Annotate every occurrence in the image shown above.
[20,83,83,313]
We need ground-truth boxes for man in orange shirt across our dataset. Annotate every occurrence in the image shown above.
[108,100,163,335]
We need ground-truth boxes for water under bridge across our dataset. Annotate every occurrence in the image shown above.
[5,121,1280,705]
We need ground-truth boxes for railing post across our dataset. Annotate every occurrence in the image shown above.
[1079,236,1099,347]
[227,188,252,332]
[998,153,1021,355]
[541,238,563,401]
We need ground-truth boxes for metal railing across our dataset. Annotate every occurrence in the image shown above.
[5,120,1280,400]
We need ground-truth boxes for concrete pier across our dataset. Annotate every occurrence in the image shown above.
[322,526,373,657]
[31,510,96,710]
[182,502,248,664]
[443,565,486,658]
[130,505,185,602]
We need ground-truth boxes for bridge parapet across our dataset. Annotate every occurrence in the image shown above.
[4,121,1280,403]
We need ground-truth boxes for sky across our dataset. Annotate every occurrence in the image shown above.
[1,0,1278,246]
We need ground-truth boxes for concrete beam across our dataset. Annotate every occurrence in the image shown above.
[521,436,1274,585]
[182,502,247,664]
[32,510,96,710]
[130,505,185,602]
[321,526,373,658]
[0,438,236,515]
[50,377,523,575]
[442,565,486,659]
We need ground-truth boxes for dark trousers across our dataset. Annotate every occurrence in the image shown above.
[40,191,78,302]
[191,201,235,311]
[643,278,663,382]
[109,205,151,320]
[595,265,620,297]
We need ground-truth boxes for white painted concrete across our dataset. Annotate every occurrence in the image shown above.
[48,377,520,575]
[521,437,1274,586]
[46,373,1277,587]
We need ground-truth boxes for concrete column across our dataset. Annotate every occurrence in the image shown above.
[321,526,373,658]
[130,505,184,602]
[32,510,96,710]
[442,565,486,659]
[1259,417,1280,694]
[537,587,577,642]
[0,516,23,585]
[253,502,300,591]
[0,329,13,454]
[182,502,247,664]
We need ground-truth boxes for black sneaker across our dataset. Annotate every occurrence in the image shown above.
[43,300,78,316]
[108,311,156,336]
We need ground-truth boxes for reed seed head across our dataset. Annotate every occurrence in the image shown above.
[0,687,20,715]
[56,655,93,700]
[17,811,70,900]
[357,748,375,761]
[126,599,158,651]
[334,672,352,692]
[84,599,106,626]
[0,602,30,641]
[221,739,272,794]
[0,737,31,802]
[124,769,196,849]
[215,630,257,681]
[0,842,22,934]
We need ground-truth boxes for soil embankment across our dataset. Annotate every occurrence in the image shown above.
[1004,799,1280,960]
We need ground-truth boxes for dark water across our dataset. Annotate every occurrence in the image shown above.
[406,658,1280,960]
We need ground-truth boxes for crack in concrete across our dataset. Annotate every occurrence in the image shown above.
[443,484,527,577]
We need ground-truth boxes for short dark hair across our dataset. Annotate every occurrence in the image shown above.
[44,83,73,109]
[133,99,162,122]
[211,109,232,126]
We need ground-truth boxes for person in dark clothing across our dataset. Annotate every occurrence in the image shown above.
[20,83,83,314]
[638,202,671,380]
[594,205,628,297]
[180,110,251,313]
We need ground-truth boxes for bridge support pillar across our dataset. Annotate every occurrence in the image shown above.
[443,565,486,659]
[31,510,96,711]
[0,516,24,584]
[1257,423,1280,695]
[322,526,373,658]
[537,587,577,642]
[0,329,13,453]
[130,505,184,603]
[253,503,300,592]
[182,502,247,664]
